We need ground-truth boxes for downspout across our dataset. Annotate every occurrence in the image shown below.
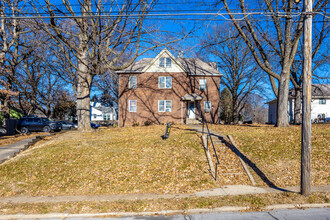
[181,100,183,124]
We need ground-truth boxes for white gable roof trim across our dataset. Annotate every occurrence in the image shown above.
[142,48,186,73]
[116,49,222,76]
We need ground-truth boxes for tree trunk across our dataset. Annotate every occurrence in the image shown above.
[276,72,290,127]
[76,72,92,131]
[76,38,92,131]
[232,94,239,124]
[294,86,302,125]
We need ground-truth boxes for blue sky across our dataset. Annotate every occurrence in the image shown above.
[34,0,329,101]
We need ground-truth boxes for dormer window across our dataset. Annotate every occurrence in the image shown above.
[159,57,171,67]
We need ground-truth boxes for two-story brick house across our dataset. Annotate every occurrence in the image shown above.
[117,49,222,127]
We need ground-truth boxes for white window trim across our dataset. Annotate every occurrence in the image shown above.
[200,79,207,90]
[166,58,171,67]
[128,76,137,89]
[159,57,172,67]
[159,57,165,67]
[158,100,172,112]
[158,76,172,89]
[204,101,211,113]
[129,100,137,112]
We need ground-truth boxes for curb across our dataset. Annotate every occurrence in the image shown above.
[0,203,329,219]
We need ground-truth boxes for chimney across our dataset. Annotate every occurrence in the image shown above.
[177,51,184,58]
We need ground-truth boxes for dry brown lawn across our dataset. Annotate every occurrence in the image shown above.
[0,125,219,197]
[209,124,330,187]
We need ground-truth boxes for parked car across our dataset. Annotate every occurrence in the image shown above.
[91,122,100,129]
[17,117,62,133]
[59,121,76,130]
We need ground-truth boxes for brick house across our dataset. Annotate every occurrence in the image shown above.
[117,49,222,127]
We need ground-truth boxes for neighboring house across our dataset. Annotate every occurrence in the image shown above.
[116,48,222,127]
[90,102,117,123]
[267,84,330,124]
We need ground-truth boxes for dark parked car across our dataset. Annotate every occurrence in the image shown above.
[17,117,62,133]
[59,121,76,130]
[91,122,101,129]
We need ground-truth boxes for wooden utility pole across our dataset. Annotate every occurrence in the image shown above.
[301,0,312,196]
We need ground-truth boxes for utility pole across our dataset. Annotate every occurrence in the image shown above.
[301,0,312,196]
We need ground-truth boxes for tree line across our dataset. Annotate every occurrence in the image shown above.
[0,0,329,129]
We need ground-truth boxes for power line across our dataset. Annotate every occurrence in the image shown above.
[0,11,322,19]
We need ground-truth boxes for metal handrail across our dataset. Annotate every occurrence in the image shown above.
[201,114,220,180]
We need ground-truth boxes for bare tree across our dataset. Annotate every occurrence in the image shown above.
[93,71,119,107]
[0,0,30,118]
[32,0,191,131]
[221,0,328,127]
[241,93,268,124]
[201,24,265,124]
[290,19,330,124]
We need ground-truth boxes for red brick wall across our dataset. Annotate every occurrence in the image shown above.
[118,71,220,127]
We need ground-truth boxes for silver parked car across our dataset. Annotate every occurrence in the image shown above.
[59,121,76,130]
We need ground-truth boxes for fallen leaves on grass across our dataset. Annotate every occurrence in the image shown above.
[0,125,218,197]
[209,124,330,187]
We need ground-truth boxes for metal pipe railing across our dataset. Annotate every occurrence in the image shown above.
[201,114,220,180]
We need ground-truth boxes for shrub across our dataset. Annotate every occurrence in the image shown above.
[132,121,140,127]
[144,120,153,126]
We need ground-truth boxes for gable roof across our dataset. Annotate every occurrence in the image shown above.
[266,84,330,104]
[92,106,116,114]
[289,84,330,98]
[116,49,221,76]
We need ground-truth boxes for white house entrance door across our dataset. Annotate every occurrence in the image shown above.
[188,102,195,119]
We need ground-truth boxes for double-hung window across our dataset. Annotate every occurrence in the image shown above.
[319,99,326,104]
[159,76,172,89]
[200,79,207,91]
[103,114,111,120]
[204,101,211,113]
[159,57,171,67]
[128,76,137,89]
[129,100,137,112]
[159,100,172,112]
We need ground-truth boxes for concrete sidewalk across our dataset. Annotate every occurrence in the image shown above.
[0,185,329,204]
[0,134,50,164]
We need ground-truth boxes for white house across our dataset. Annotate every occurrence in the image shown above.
[267,84,330,124]
[90,102,117,122]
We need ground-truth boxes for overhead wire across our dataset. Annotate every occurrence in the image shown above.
[0,11,328,19]
[0,1,328,22]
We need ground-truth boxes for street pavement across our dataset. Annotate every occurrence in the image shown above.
[2,208,329,220]
[128,208,330,220]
